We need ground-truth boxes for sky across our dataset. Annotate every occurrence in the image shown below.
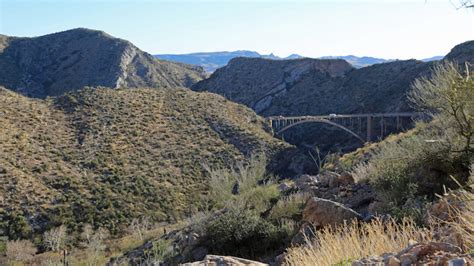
[0,0,473,59]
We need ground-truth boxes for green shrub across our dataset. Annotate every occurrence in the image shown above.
[206,154,280,213]
[205,207,290,258]
[354,124,466,206]
[352,62,473,220]
[268,192,311,222]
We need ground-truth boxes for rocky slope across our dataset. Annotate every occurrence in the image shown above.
[0,29,206,98]
[192,58,432,117]
[192,41,473,117]
[445,40,474,65]
[191,42,472,150]
[0,86,294,238]
[192,57,355,114]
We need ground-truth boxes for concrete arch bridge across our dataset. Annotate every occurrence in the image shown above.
[266,112,425,143]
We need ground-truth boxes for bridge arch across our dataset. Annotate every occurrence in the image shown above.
[275,118,366,143]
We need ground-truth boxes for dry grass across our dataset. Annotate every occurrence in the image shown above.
[6,240,37,262]
[284,218,433,266]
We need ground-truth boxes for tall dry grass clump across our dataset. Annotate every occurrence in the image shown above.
[284,218,433,266]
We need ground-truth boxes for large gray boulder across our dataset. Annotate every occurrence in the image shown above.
[302,197,362,228]
[183,255,268,266]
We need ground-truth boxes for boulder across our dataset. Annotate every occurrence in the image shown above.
[294,174,319,191]
[329,172,355,187]
[352,242,472,266]
[183,255,268,266]
[302,197,362,228]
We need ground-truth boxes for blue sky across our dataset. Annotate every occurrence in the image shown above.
[0,0,473,59]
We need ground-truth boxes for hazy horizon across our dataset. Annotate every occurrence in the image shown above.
[1,0,473,59]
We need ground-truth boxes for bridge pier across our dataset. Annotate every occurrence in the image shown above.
[367,116,372,142]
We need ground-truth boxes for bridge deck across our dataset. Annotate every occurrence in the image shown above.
[267,112,423,121]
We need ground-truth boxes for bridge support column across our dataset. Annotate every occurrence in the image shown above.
[366,116,372,142]
[380,118,384,139]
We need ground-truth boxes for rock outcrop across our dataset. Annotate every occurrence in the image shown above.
[445,40,474,65]
[352,242,473,266]
[183,255,268,266]
[0,28,206,98]
[302,197,362,228]
[192,57,354,115]
[192,57,432,117]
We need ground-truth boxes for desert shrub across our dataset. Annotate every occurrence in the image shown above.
[351,62,473,218]
[428,167,474,252]
[142,238,176,264]
[354,125,462,204]
[6,239,37,262]
[205,207,290,258]
[128,217,151,241]
[43,225,67,252]
[2,210,32,239]
[409,61,473,155]
[284,218,433,266]
[80,225,109,265]
[0,236,6,253]
[268,192,311,222]
[206,154,280,213]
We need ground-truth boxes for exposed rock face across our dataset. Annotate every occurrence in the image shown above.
[352,242,473,266]
[183,255,268,266]
[302,197,362,228]
[0,28,206,98]
[445,40,474,65]
[192,57,354,115]
[293,173,375,216]
[192,57,433,117]
[194,41,474,119]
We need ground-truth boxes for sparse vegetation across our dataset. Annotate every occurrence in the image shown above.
[284,218,433,266]
[268,192,311,222]
[0,87,291,240]
[6,239,38,263]
[350,62,473,220]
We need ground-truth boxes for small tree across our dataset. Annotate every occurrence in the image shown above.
[129,217,151,241]
[81,225,109,266]
[409,62,473,155]
[457,0,474,8]
[43,225,67,252]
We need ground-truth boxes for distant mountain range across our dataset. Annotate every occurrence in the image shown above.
[155,51,443,72]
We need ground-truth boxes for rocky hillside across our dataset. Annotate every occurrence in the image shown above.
[192,41,473,118]
[0,86,293,238]
[192,58,433,117]
[192,57,355,114]
[0,29,206,98]
[445,40,474,65]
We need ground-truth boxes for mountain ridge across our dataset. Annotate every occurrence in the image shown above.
[0,28,206,98]
[155,50,444,72]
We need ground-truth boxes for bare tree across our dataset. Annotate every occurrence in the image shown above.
[81,225,109,266]
[129,217,151,241]
[457,0,474,8]
[42,225,67,252]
